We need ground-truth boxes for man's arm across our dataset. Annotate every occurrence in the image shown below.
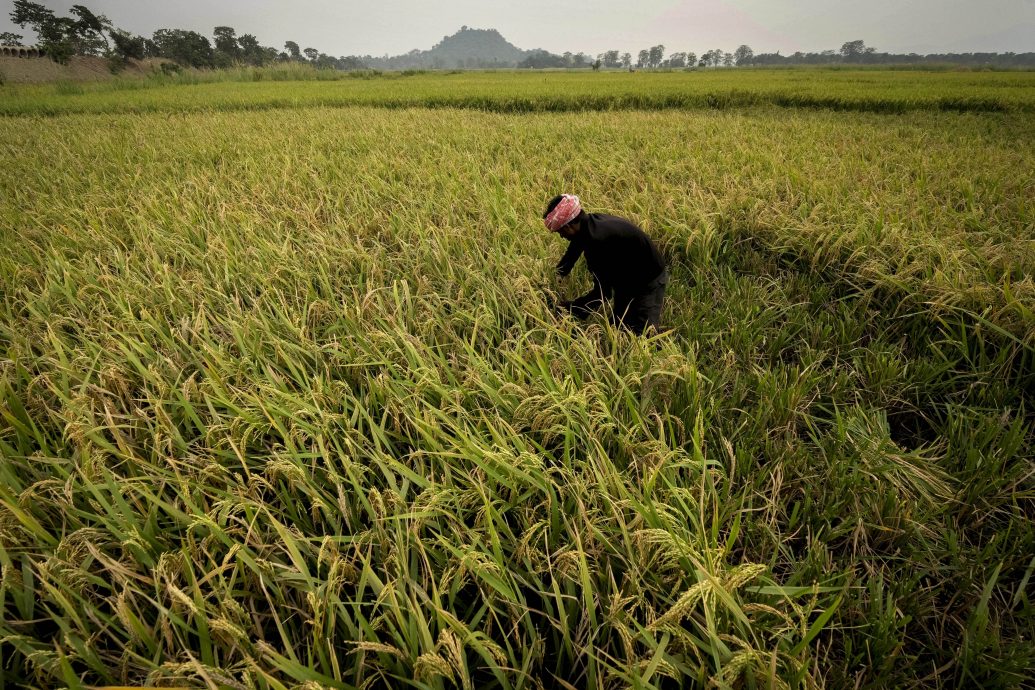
[555,239,584,277]
[559,280,610,319]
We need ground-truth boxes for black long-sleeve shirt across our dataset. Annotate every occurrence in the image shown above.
[555,213,666,314]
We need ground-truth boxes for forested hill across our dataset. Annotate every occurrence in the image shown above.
[364,27,530,69]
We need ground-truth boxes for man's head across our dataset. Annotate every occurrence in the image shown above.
[544,194,584,239]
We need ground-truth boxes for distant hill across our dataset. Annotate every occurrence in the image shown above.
[363,27,535,69]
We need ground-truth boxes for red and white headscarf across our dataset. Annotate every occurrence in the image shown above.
[544,194,582,232]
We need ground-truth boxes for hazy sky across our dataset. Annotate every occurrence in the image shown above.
[2,0,1033,57]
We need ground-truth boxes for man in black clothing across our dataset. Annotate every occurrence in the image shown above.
[543,194,668,335]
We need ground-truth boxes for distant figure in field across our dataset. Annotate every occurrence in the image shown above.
[544,194,668,335]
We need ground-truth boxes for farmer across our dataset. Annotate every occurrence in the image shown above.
[544,194,668,334]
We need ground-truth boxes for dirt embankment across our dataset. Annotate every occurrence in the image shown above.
[0,55,168,83]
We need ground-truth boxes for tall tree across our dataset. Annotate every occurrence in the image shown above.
[303,47,318,62]
[0,31,23,45]
[110,28,145,60]
[734,44,753,66]
[637,49,649,69]
[213,25,240,65]
[10,0,53,30]
[686,51,696,67]
[11,2,123,60]
[648,44,665,68]
[151,28,214,68]
[840,39,874,62]
[284,40,301,60]
[11,1,77,62]
[236,34,275,66]
[68,5,110,54]
[621,52,631,69]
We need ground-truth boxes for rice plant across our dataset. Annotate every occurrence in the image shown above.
[0,84,1032,689]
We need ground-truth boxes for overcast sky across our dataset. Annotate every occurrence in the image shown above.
[3,0,1034,57]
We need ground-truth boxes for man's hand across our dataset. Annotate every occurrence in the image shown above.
[542,291,573,314]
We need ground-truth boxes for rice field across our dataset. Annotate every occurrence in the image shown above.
[3,68,1035,117]
[1,71,1034,689]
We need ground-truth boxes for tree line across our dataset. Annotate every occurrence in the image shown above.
[516,46,746,70]
[583,41,1034,69]
[6,0,369,71]
[750,40,1035,68]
